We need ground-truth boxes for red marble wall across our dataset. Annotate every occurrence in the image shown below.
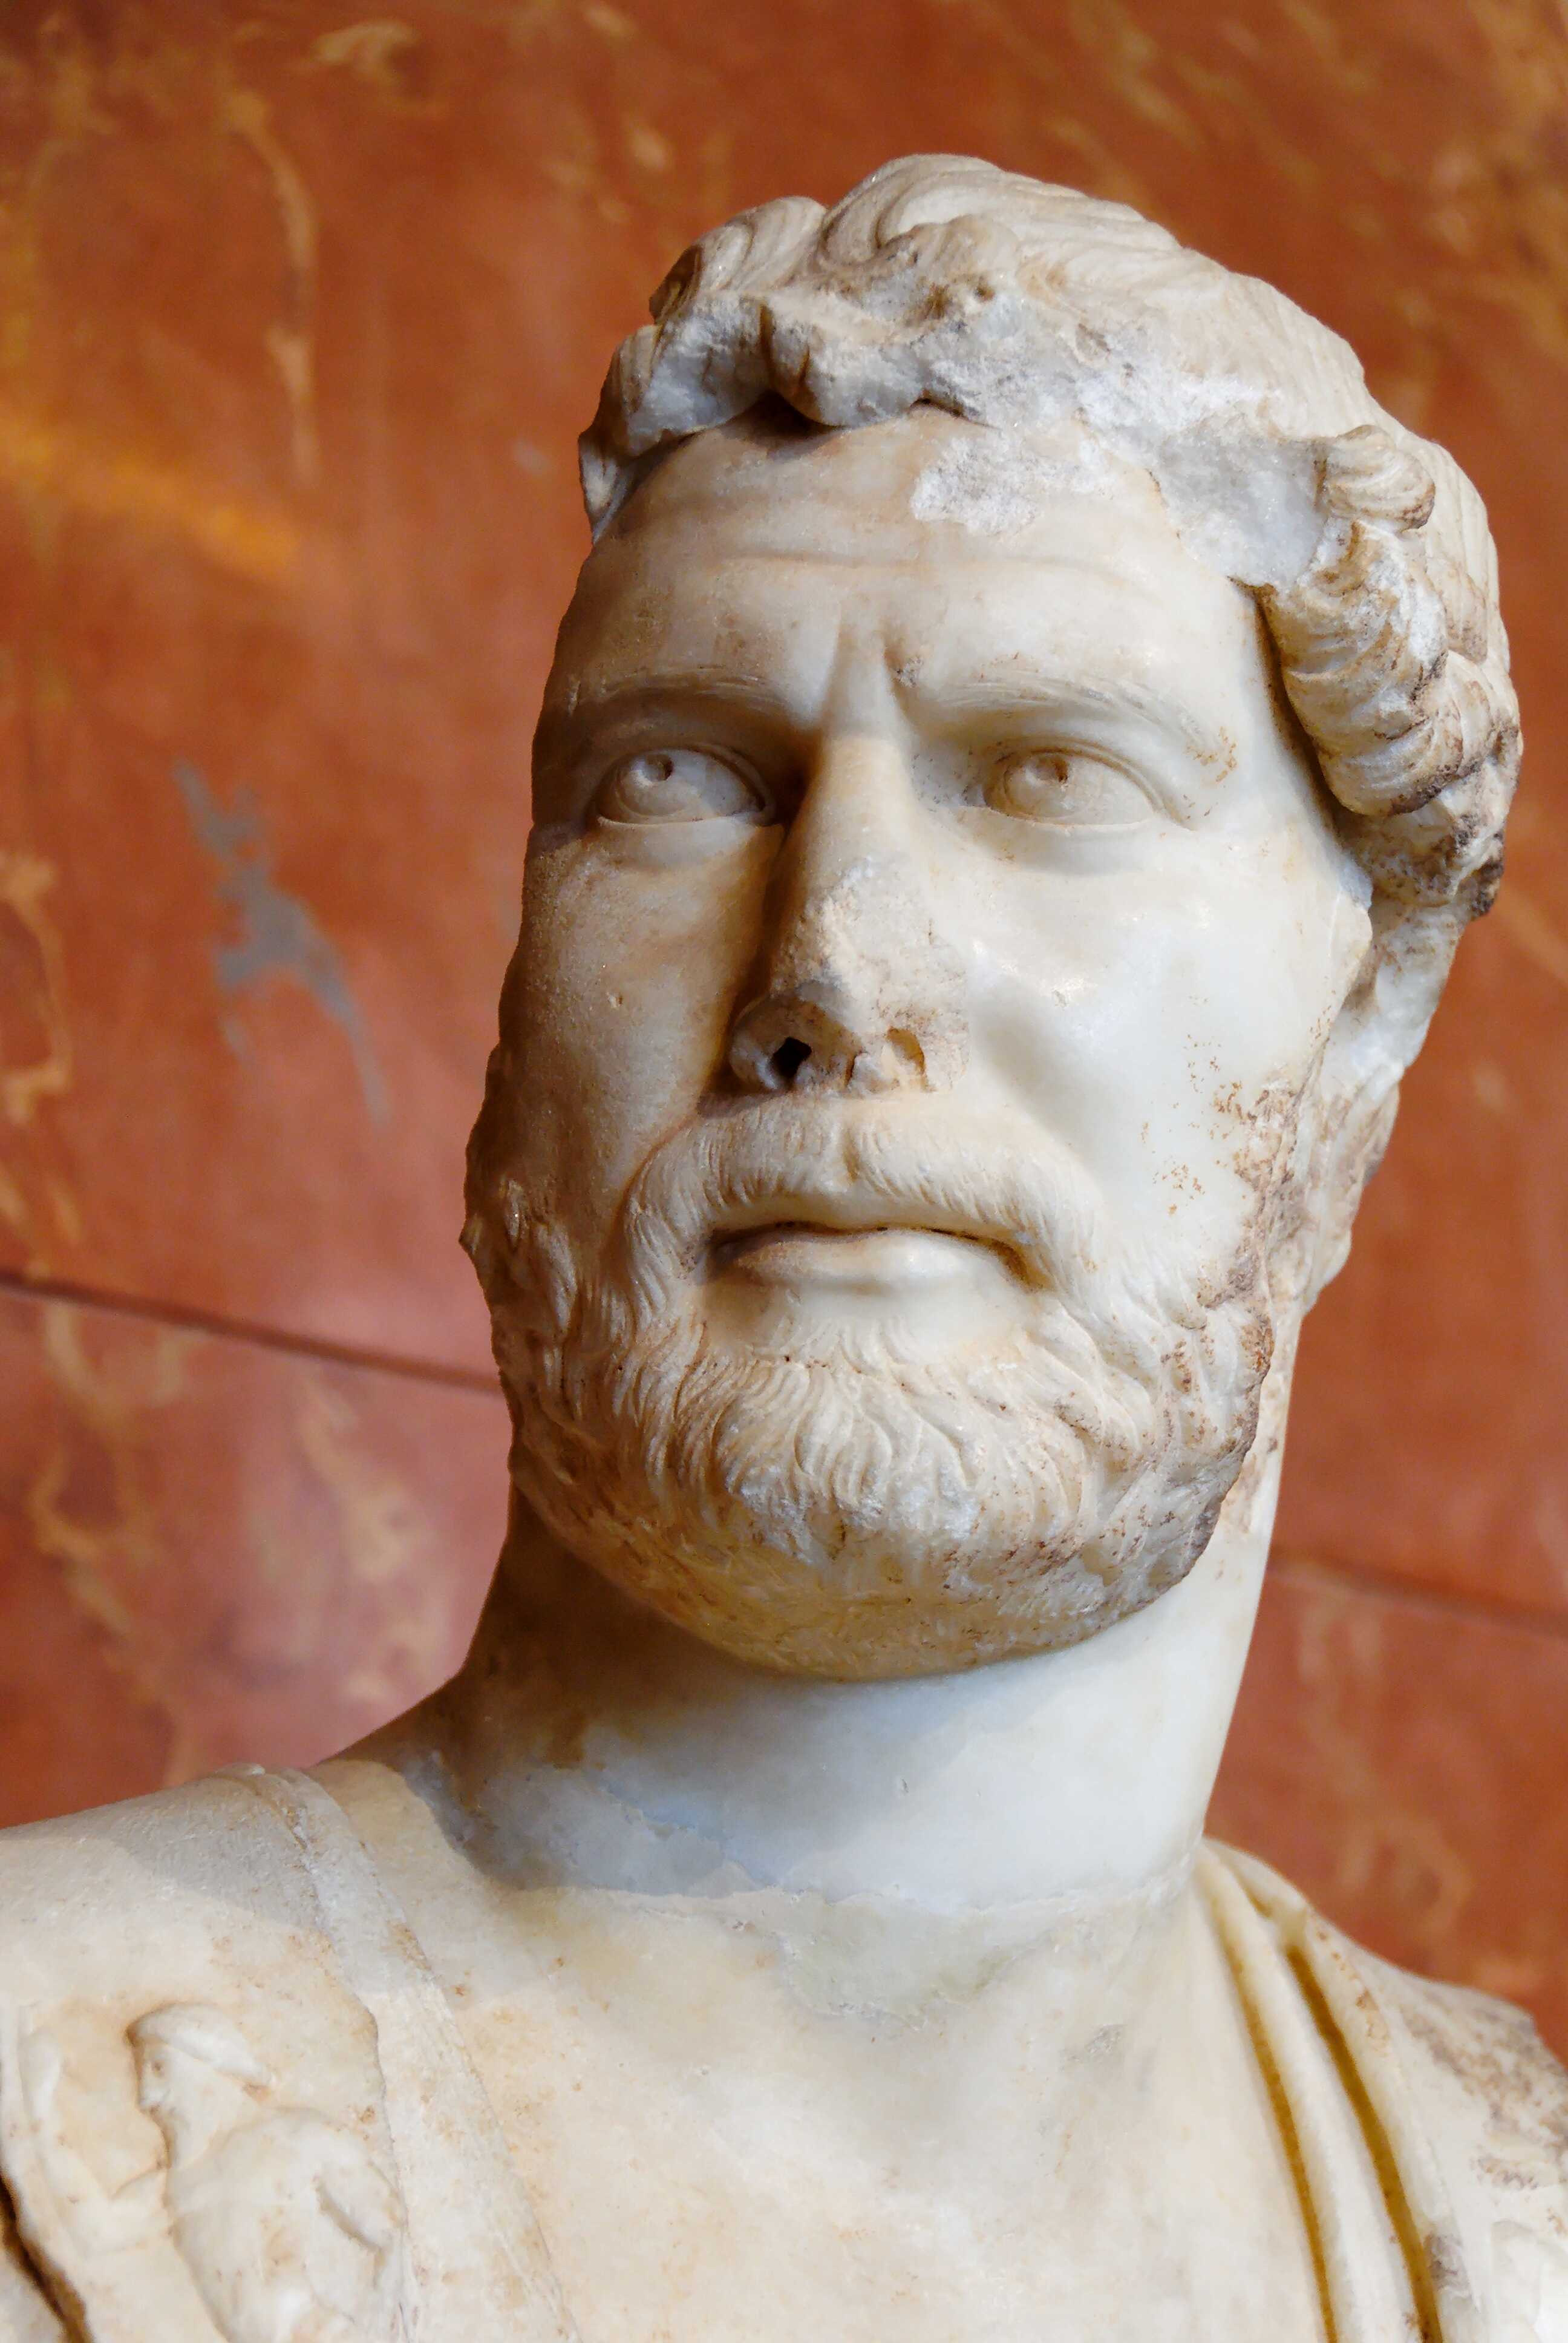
[2,0,1567,2044]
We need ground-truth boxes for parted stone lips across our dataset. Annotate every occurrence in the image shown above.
[711,1219,1011,1294]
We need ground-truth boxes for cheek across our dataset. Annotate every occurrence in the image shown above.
[962,840,1359,1257]
[507,828,779,1222]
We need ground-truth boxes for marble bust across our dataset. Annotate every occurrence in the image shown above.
[2,152,1564,2342]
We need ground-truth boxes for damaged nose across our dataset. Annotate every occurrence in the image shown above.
[730,978,935,1096]
[727,851,967,1096]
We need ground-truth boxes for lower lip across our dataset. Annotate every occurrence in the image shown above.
[713,1224,998,1292]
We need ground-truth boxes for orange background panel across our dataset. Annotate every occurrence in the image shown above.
[2,0,1566,2047]
[0,1286,505,1820]
[1214,1563,1568,2051]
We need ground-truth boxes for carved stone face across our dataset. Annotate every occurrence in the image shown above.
[480,404,1374,1676]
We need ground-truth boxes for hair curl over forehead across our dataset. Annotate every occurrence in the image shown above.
[563,157,1520,1299]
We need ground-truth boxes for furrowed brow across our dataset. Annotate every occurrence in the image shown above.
[901,669,1232,770]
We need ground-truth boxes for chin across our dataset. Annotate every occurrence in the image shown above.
[506,1320,1262,1679]
[538,1514,1231,1679]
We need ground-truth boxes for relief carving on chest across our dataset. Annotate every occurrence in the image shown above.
[1,148,1565,2343]
[0,2001,412,2343]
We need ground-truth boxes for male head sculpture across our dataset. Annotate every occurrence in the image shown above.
[4,156,1563,2343]
[464,153,1518,1676]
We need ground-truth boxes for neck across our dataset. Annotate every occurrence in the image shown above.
[419,1365,1292,1922]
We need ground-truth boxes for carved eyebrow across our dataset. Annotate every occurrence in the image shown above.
[900,670,1232,770]
[534,669,813,767]
[546,667,803,720]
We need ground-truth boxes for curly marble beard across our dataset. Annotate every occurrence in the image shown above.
[486,1101,1277,1676]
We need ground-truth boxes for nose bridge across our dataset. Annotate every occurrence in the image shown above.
[774,730,911,952]
[728,730,968,1097]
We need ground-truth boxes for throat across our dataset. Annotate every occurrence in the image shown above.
[380,1478,1273,1932]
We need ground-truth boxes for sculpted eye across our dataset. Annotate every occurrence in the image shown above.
[984,751,1151,828]
[593,749,768,826]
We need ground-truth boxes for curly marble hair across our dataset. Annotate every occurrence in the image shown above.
[563,157,1520,1299]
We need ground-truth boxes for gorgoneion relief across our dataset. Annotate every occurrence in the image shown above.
[1,158,1564,2343]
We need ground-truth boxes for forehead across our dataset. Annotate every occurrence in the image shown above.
[615,404,1177,554]
[550,408,1272,739]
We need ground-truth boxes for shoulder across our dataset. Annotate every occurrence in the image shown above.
[0,1768,321,1956]
[1203,1840,1568,2341]
[0,1767,382,2091]
[0,1771,409,2339]
[1347,1925,1568,2341]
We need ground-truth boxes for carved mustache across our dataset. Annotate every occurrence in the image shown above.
[616,1097,1114,1306]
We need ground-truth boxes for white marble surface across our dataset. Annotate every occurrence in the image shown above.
[0,154,1558,2341]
